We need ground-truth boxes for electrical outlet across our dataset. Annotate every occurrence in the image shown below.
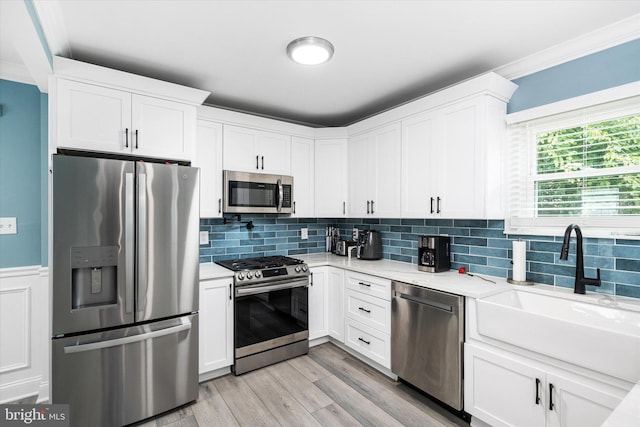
[199,231,209,245]
[301,227,308,240]
[352,228,358,240]
[0,217,17,235]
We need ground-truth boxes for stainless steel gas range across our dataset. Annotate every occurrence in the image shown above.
[216,256,310,375]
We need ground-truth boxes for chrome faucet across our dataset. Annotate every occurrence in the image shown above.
[559,224,601,294]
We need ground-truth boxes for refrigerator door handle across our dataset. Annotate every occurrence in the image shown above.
[137,172,148,314]
[125,173,135,314]
[63,318,192,354]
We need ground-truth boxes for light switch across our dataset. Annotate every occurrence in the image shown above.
[0,217,17,234]
[199,231,209,245]
[301,227,308,240]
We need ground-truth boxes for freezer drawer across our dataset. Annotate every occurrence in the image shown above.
[52,315,198,427]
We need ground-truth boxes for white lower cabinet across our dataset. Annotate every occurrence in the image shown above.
[343,271,391,369]
[327,267,345,342]
[309,267,328,340]
[465,343,625,427]
[198,278,233,376]
[344,318,390,368]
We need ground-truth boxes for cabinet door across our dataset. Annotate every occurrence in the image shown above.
[199,278,233,374]
[291,137,314,216]
[327,267,344,342]
[222,125,259,172]
[435,98,485,218]
[371,123,401,218]
[314,139,348,217]
[195,120,223,218]
[131,94,195,161]
[465,343,546,427]
[56,79,132,154]
[348,133,371,217]
[258,132,291,175]
[401,111,436,217]
[546,373,623,427]
[309,267,328,340]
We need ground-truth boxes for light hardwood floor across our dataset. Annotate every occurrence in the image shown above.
[135,343,469,427]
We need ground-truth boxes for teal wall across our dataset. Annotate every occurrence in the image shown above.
[0,79,47,268]
[508,38,640,113]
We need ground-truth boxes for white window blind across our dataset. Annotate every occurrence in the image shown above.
[506,96,640,238]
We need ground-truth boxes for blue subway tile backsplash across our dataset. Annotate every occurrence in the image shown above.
[200,216,640,299]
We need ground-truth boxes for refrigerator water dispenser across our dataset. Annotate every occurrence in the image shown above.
[70,246,118,309]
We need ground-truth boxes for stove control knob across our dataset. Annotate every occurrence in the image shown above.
[301,265,308,272]
[255,271,262,278]
[246,271,253,279]
[237,273,245,281]
[295,266,301,273]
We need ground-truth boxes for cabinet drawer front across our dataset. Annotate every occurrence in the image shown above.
[346,272,391,301]
[344,318,390,369]
[345,289,390,334]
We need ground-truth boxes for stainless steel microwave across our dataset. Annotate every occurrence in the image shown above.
[223,170,293,214]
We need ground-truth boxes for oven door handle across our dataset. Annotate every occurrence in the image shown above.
[236,279,308,297]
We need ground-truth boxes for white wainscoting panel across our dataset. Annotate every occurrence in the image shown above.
[0,266,49,403]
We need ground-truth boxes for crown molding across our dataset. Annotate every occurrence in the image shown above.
[32,0,71,58]
[495,14,640,80]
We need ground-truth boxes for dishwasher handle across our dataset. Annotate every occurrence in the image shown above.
[395,292,454,313]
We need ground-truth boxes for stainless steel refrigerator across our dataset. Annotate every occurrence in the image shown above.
[51,154,200,427]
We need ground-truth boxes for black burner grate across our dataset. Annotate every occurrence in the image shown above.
[216,255,305,271]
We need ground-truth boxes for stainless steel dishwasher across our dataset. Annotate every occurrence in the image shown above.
[391,281,464,410]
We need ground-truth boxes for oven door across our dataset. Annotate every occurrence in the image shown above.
[223,170,293,214]
[234,277,309,359]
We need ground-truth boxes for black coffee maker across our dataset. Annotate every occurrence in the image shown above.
[418,235,450,272]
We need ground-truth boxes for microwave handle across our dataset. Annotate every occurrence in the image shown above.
[277,178,283,213]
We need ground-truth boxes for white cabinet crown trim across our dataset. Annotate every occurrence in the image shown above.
[53,56,209,105]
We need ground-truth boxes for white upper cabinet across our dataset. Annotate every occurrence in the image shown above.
[195,120,223,218]
[401,95,508,218]
[314,138,348,217]
[291,136,315,217]
[222,124,291,175]
[348,123,401,218]
[131,94,196,160]
[55,79,197,161]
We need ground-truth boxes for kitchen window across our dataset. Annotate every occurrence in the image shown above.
[505,95,640,238]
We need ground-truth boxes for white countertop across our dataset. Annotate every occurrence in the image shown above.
[200,253,512,299]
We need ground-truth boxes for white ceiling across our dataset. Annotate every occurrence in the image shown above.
[3,1,640,127]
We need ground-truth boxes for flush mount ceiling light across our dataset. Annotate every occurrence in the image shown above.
[287,36,334,65]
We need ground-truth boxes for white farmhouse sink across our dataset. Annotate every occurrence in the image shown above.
[476,289,640,383]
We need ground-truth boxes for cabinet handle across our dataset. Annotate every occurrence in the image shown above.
[261,156,264,170]
[293,201,296,214]
[310,272,314,286]
[371,200,375,214]
[135,129,139,149]
[358,282,371,287]
[535,378,541,405]
[358,307,371,314]
[358,337,371,345]
[125,128,129,148]
[229,283,232,300]
[436,196,441,214]
[256,155,259,169]
[549,383,555,411]
[430,197,435,214]
[218,198,222,214]
[367,200,370,214]
[343,201,346,215]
